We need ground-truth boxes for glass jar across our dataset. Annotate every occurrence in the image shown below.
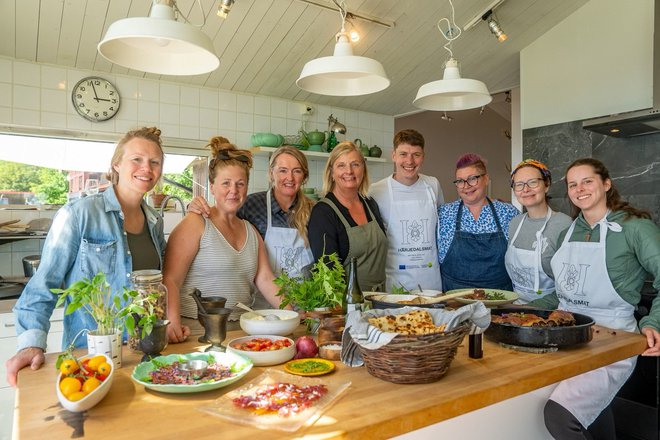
[128,270,168,351]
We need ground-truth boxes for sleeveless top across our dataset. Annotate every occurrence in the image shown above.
[180,217,258,320]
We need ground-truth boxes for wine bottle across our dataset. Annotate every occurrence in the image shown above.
[343,257,364,314]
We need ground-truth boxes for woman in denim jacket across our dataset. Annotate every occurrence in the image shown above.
[6,127,169,387]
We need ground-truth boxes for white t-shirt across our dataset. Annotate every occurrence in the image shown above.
[369,174,444,231]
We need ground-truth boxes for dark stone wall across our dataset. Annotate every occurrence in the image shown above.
[523,121,660,223]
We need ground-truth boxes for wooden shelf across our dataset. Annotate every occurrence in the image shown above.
[250,146,387,163]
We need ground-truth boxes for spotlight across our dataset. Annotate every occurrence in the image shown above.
[483,10,507,42]
[217,0,235,18]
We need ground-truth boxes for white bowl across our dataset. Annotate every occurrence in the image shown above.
[227,335,296,366]
[239,309,300,336]
[56,353,114,412]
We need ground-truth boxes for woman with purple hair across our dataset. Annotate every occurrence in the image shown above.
[437,153,519,291]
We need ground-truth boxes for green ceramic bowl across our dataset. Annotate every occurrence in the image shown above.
[251,133,284,147]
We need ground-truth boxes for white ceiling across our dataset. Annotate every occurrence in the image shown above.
[0,0,588,116]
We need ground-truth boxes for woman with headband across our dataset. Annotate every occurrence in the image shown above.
[163,137,282,342]
[504,159,572,303]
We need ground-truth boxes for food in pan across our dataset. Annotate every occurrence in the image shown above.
[492,310,577,327]
[466,289,506,301]
[232,382,328,416]
[368,310,447,335]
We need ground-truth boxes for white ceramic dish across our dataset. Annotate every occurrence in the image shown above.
[239,309,300,336]
[227,335,296,366]
[56,353,114,412]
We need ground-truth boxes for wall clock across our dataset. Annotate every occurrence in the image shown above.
[71,77,120,122]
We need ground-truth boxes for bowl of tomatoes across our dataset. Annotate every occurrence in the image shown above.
[55,353,114,412]
[226,335,296,366]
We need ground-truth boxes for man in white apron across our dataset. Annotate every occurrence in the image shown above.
[369,129,444,292]
[545,215,638,438]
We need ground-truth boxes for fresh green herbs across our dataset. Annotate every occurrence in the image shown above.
[485,291,506,301]
[390,284,410,295]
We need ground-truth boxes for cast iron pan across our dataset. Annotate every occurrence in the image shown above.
[486,308,595,348]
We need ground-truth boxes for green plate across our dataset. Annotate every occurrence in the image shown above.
[449,288,519,307]
[131,352,252,394]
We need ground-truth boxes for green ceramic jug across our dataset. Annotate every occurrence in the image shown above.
[327,132,338,152]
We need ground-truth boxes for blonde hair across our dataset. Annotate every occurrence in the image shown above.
[322,141,370,196]
[207,136,253,184]
[106,127,164,185]
[268,146,314,246]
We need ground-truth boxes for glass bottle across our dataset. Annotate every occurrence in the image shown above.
[343,257,364,314]
[128,269,168,351]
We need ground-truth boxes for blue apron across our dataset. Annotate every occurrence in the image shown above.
[440,199,512,291]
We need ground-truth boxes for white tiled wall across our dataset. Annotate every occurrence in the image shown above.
[0,56,395,277]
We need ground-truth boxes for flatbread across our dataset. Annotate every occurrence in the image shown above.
[368,310,446,335]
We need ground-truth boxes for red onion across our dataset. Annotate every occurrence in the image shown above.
[294,336,318,359]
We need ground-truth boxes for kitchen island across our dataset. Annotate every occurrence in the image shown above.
[13,325,646,439]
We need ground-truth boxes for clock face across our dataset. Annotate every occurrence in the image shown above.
[72,77,120,122]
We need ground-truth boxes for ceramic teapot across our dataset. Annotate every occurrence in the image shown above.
[300,129,325,146]
[369,145,383,158]
[355,139,369,157]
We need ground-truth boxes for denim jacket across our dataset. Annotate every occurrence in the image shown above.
[13,185,166,351]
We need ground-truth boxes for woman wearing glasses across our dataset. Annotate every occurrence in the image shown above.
[504,160,572,303]
[163,137,282,343]
[308,141,387,292]
[437,153,519,291]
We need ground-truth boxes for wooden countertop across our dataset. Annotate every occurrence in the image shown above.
[14,325,646,439]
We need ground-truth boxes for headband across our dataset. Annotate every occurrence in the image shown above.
[511,159,551,183]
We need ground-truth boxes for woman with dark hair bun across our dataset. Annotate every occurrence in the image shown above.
[536,157,660,440]
[437,153,519,291]
[163,137,283,343]
[504,159,572,303]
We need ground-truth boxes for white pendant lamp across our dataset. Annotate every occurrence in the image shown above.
[413,0,492,111]
[296,1,389,96]
[413,58,492,111]
[98,0,219,76]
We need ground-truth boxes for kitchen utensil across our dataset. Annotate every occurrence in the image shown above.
[138,319,170,362]
[355,139,369,156]
[236,302,280,320]
[486,307,595,348]
[227,335,296,366]
[369,145,382,157]
[302,129,325,145]
[307,144,324,152]
[239,310,299,336]
[179,359,208,379]
[131,352,252,394]
[251,133,284,147]
[190,290,227,314]
[22,255,40,277]
[284,358,335,376]
[0,219,20,228]
[198,308,231,352]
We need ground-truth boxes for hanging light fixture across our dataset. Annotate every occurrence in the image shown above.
[296,0,389,96]
[98,0,219,76]
[413,0,492,111]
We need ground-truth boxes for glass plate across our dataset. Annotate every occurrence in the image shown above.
[449,288,519,307]
[131,351,253,394]
[199,369,351,432]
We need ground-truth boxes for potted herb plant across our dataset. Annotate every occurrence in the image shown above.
[274,252,346,332]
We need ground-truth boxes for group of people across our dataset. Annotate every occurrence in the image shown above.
[5,125,660,440]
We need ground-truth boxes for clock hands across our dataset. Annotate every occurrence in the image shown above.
[90,81,101,102]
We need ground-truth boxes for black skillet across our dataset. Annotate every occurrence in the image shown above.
[486,307,595,348]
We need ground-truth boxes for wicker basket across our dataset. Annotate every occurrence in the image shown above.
[359,323,470,384]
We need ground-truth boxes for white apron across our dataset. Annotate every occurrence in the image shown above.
[384,176,442,291]
[504,209,555,303]
[549,214,638,428]
[253,191,315,309]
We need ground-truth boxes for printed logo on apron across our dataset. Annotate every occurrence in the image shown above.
[398,218,431,245]
[508,265,534,289]
[556,263,590,298]
[272,245,305,275]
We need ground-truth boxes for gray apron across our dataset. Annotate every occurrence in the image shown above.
[321,196,387,292]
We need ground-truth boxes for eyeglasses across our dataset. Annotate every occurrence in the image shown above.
[453,174,484,188]
[512,178,543,192]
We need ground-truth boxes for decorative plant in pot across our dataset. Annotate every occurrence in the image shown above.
[124,289,170,362]
[52,272,168,364]
[274,252,346,333]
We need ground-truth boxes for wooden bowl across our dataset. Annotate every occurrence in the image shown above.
[318,342,342,361]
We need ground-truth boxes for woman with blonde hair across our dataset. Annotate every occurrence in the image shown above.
[188,146,315,309]
[163,137,282,343]
[308,141,387,291]
[8,127,169,386]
